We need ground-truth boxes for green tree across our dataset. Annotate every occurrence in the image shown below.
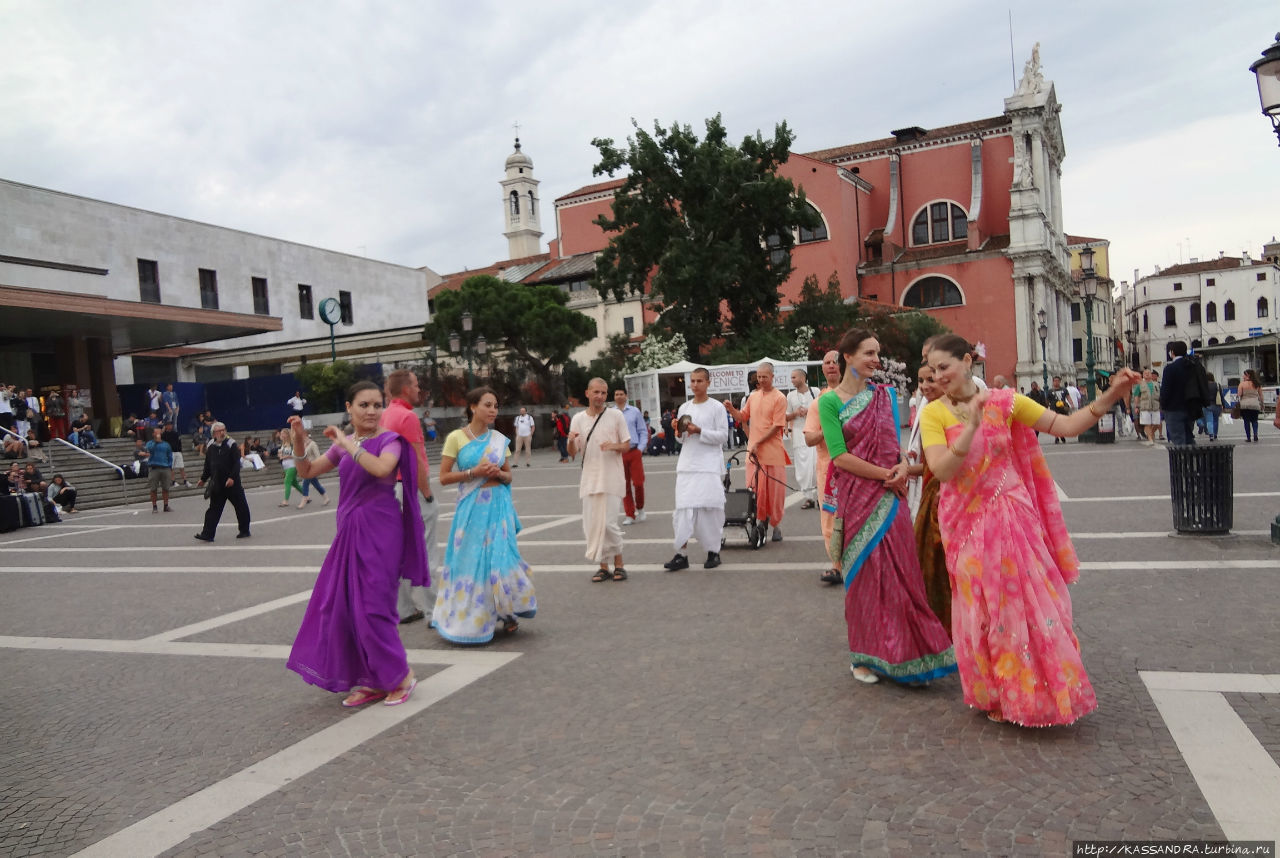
[424,275,597,400]
[785,273,863,355]
[590,114,819,355]
[294,360,356,413]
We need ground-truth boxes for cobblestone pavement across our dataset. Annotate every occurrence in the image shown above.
[2,423,1278,857]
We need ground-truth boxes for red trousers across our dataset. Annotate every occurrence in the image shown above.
[621,446,646,517]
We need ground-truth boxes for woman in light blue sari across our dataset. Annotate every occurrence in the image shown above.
[433,387,537,644]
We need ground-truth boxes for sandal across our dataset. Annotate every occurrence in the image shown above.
[385,676,418,706]
[820,568,843,585]
[501,617,519,634]
[341,687,387,708]
[591,568,611,583]
[278,501,290,507]
[612,567,628,581]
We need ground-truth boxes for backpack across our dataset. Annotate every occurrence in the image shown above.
[1184,358,1211,412]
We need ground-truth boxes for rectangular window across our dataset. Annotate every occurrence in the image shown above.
[1206,278,1216,286]
[251,277,270,315]
[138,259,161,304]
[623,316,635,334]
[930,203,949,243]
[298,284,314,319]
[338,289,353,325]
[1070,303,1081,322]
[1172,282,1182,291]
[1072,338,1083,362]
[198,268,218,310]
[1257,272,1267,282]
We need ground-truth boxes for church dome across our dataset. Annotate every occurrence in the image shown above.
[505,138,532,169]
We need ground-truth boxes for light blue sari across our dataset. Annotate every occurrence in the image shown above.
[432,429,536,644]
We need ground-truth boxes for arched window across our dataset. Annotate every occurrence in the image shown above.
[1205,301,1217,323]
[1258,297,1269,318]
[1164,306,1176,327]
[1225,335,1236,343]
[528,190,537,216]
[798,202,828,244]
[1191,338,1202,349]
[910,201,968,245]
[1189,302,1201,324]
[1208,337,1220,345]
[1224,300,1235,321]
[509,191,519,218]
[901,276,964,309]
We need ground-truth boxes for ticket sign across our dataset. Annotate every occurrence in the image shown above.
[705,367,747,396]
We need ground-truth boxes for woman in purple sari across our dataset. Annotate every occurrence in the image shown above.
[816,328,956,685]
[286,381,429,707]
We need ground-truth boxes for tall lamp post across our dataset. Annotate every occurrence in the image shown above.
[449,311,487,389]
[1251,34,1280,543]
[1037,308,1049,391]
[1078,248,1101,442]
[1250,33,1280,146]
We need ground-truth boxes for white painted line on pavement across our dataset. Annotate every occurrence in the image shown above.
[0,525,118,544]
[69,656,519,858]
[1062,491,1280,502]
[1141,671,1280,694]
[1055,481,1068,500]
[0,566,322,574]
[142,590,314,642]
[1140,673,1280,841]
[517,514,582,536]
[1080,560,1279,570]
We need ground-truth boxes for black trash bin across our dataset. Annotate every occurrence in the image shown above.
[1167,444,1234,534]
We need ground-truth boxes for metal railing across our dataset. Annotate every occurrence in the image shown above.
[49,437,129,507]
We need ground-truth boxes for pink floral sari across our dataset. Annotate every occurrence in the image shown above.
[827,385,956,684]
[937,389,1097,726]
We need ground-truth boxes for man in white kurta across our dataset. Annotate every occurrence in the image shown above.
[785,368,818,509]
[664,368,730,571]
[569,378,631,581]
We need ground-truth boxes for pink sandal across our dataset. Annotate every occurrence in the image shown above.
[341,687,387,708]
[384,677,418,706]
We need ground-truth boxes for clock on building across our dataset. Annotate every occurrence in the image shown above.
[318,297,342,325]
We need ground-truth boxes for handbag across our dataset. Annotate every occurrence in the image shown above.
[1230,406,1241,419]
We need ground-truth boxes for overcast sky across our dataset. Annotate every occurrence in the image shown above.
[2,1,1277,289]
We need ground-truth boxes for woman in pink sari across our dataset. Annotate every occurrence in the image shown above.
[817,328,956,685]
[922,335,1139,726]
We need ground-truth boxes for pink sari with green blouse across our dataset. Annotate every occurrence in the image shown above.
[937,389,1097,726]
[827,385,956,684]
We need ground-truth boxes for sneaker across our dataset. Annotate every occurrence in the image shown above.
[184,481,192,487]
[163,505,172,512]
[171,481,178,488]
[194,533,214,542]
[637,509,646,522]
[235,531,251,539]
[771,527,783,542]
[663,553,690,571]
[703,552,722,569]
[152,505,158,513]
[622,516,635,526]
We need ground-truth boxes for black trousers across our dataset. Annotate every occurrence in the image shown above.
[200,485,251,538]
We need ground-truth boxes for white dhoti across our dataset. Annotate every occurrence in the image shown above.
[395,482,439,620]
[790,439,816,501]
[673,471,725,554]
[582,493,624,563]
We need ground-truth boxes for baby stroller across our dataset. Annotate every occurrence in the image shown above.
[722,449,766,549]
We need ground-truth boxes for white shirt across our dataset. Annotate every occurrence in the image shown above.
[675,398,730,509]
[514,414,535,437]
[148,389,161,410]
[785,386,816,440]
[287,396,306,412]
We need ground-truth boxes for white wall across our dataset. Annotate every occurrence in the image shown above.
[0,179,439,352]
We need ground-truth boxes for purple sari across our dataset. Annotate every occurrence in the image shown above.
[826,385,956,684]
[287,431,429,694]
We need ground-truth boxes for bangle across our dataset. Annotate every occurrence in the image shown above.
[1088,402,1106,418]
[950,446,969,457]
[352,447,364,462]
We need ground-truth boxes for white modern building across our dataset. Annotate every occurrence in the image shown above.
[1124,252,1280,380]
[1,178,439,421]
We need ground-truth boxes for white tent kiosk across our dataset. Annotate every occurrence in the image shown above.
[624,356,824,415]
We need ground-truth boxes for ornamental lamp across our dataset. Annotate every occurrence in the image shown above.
[1250,33,1280,145]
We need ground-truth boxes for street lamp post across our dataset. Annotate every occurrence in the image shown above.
[1251,34,1280,542]
[1037,308,1049,391]
[449,311,488,389]
[1078,247,1101,442]
[1250,33,1280,146]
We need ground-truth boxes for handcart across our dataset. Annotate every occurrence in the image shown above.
[722,449,766,549]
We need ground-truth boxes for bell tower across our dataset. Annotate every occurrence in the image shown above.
[501,136,543,258]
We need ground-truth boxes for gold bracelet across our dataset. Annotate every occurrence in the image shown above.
[950,446,969,457]
[1088,401,1106,418]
